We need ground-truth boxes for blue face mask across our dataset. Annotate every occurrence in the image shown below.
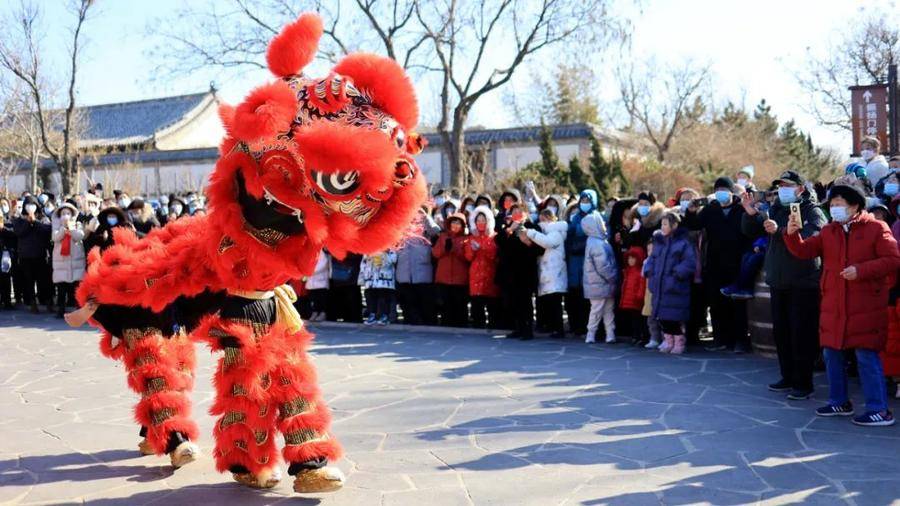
[637,205,650,217]
[679,200,691,212]
[106,215,119,226]
[829,206,848,223]
[579,203,593,213]
[885,183,899,197]
[777,187,797,204]
[715,190,731,205]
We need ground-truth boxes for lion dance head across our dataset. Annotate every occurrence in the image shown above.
[207,12,427,265]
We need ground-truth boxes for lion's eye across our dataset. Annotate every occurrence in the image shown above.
[393,128,406,150]
[311,170,359,196]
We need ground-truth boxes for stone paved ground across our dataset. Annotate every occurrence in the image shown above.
[1,311,900,506]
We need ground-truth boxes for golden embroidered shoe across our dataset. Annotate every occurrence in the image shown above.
[293,466,345,493]
[169,441,199,468]
[138,438,155,456]
[233,468,282,489]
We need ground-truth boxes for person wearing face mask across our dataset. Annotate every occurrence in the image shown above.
[464,206,500,329]
[859,136,890,185]
[563,189,599,338]
[785,183,900,426]
[526,208,570,339]
[735,165,757,194]
[495,203,543,339]
[51,203,86,319]
[0,198,11,221]
[114,190,132,210]
[493,189,521,233]
[460,196,476,220]
[395,208,440,326]
[627,191,666,248]
[874,170,900,205]
[741,170,827,400]
[12,196,52,313]
[126,198,160,235]
[84,207,133,254]
[684,176,753,353]
[167,197,188,222]
[432,212,471,327]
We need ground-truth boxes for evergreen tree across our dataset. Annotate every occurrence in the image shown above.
[568,155,594,194]
[753,98,779,137]
[588,134,611,196]
[536,121,571,191]
[610,154,630,196]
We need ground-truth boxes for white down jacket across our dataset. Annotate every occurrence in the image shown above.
[526,220,569,296]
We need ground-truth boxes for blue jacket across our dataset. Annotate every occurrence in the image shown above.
[644,227,696,323]
[565,189,599,287]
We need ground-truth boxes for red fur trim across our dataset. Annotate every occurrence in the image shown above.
[333,53,419,130]
[97,330,125,360]
[266,12,323,78]
[277,404,332,435]
[282,438,343,464]
[218,103,235,136]
[141,415,200,455]
[231,81,298,142]
[213,423,281,474]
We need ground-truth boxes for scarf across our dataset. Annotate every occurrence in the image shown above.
[226,284,303,333]
[60,230,71,257]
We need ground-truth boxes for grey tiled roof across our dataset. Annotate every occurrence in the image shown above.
[78,92,212,148]
[422,123,597,146]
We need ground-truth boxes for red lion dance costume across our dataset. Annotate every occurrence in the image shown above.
[67,12,426,494]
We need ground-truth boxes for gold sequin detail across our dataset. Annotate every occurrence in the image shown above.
[279,376,291,386]
[254,430,268,445]
[232,384,247,396]
[151,407,175,426]
[284,428,323,446]
[279,398,313,419]
[260,373,271,390]
[134,354,156,366]
[223,347,243,368]
[122,327,162,350]
[220,411,246,429]
[145,377,167,394]
[258,404,269,417]
[242,222,287,248]
[218,235,235,254]
[234,439,248,451]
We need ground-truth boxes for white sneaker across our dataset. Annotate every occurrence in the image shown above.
[585,335,596,343]
[605,336,617,344]
[644,340,660,349]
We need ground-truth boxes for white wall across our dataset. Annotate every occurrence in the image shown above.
[155,100,225,151]
[414,150,444,187]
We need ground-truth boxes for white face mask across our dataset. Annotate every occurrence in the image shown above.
[24,203,37,215]
[1,204,8,214]
[861,149,875,161]
[59,211,73,221]
[118,197,131,209]
[737,178,749,187]
[171,204,183,216]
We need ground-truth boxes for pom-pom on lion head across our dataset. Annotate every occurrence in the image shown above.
[207,12,427,260]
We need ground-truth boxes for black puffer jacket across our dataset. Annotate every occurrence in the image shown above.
[742,191,827,290]
[12,217,51,260]
[494,219,543,292]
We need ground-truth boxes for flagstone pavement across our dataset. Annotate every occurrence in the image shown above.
[1,311,899,505]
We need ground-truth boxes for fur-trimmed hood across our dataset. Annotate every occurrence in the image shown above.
[580,212,607,239]
[540,195,566,218]
[443,211,467,233]
[468,205,495,236]
[632,201,667,229]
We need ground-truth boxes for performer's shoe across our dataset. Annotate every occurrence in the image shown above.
[293,466,345,493]
[233,468,283,489]
[138,438,155,456]
[169,441,199,468]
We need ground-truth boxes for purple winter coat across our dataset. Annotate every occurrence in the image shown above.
[643,227,696,323]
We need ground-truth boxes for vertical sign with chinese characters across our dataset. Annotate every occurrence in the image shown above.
[850,84,889,155]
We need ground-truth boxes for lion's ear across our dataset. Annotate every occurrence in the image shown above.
[266,13,323,78]
[332,53,418,131]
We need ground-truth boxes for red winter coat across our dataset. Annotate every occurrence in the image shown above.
[432,214,470,286]
[784,212,900,351]
[883,303,900,376]
[619,246,647,311]
[465,232,499,297]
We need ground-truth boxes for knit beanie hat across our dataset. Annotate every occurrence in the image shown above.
[738,165,755,179]
[828,184,867,210]
[714,177,735,192]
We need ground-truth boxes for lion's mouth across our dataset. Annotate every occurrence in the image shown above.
[235,172,306,238]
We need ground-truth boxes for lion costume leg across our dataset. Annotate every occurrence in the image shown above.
[120,328,200,466]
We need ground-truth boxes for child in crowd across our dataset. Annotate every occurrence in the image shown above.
[526,208,569,338]
[359,250,398,325]
[581,212,618,343]
[432,212,470,327]
[304,250,331,322]
[465,206,500,328]
[644,213,697,354]
[619,246,648,344]
[720,236,768,300]
[642,242,662,349]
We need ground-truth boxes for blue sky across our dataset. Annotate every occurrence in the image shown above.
[30,0,899,153]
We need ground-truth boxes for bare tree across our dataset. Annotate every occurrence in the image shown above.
[796,15,899,131]
[416,0,624,189]
[618,59,709,162]
[0,0,92,195]
[0,81,55,192]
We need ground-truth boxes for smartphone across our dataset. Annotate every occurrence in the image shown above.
[790,203,801,220]
[692,197,709,207]
[753,191,767,203]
